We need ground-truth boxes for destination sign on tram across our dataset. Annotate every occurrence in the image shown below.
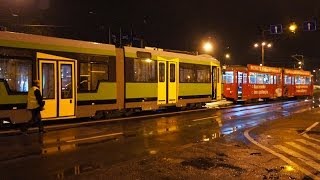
[248,64,281,73]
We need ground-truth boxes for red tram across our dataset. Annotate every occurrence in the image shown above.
[223,64,313,102]
[282,68,313,98]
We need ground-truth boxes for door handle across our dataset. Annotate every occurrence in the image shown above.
[70,99,72,103]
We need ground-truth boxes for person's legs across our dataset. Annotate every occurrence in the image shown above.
[36,109,44,132]
[20,109,35,133]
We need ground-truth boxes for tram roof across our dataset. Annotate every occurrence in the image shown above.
[124,46,220,65]
[0,31,116,56]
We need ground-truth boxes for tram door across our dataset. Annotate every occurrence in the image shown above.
[168,62,177,104]
[37,53,76,119]
[212,66,217,99]
[237,72,243,98]
[157,61,167,105]
[157,60,177,105]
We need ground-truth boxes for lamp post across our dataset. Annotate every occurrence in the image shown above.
[254,42,272,66]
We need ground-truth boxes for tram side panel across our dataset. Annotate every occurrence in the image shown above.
[123,47,159,112]
[283,69,313,98]
[0,46,33,124]
[246,65,282,101]
[222,70,238,101]
[176,58,214,108]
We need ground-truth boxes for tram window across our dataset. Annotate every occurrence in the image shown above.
[195,65,210,83]
[263,74,270,84]
[301,77,306,84]
[249,73,256,84]
[42,63,55,99]
[223,71,233,84]
[78,55,115,91]
[256,74,264,84]
[125,58,157,83]
[170,64,175,82]
[274,76,277,84]
[284,75,292,85]
[179,63,195,83]
[179,63,210,83]
[296,76,308,85]
[306,77,311,84]
[243,73,247,84]
[79,62,109,91]
[159,63,165,82]
[295,76,301,84]
[61,64,73,99]
[270,75,274,84]
[0,58,32,92]
[292,77,294,85]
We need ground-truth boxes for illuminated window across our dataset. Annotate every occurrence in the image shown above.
[179,63,196,83]
[295,76,301,85]
[256,73,264,84]
[306,77,311,84]
[79,55,115,91]
[179,63,210,83]
[270,75,274,84]
[125,58,157,82]
[196,65,210,83]
[295,76,310,85]
[249,72,256,84]
[243,73,247,84]
[0,58,32,92]
[284,75,292,85]
[223,71,234,84]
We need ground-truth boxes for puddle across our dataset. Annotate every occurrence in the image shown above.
[56,163,101,179]
[181,157,244,173]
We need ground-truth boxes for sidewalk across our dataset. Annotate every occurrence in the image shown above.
[205,99,234,108]
[74,109,320,180]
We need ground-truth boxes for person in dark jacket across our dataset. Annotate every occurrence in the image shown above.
[26,80,45,133]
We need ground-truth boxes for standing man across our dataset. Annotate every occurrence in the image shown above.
[27,80,45,133]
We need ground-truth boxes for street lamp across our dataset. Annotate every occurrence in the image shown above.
[225,53,230,59]
[254,42,272,66]
[203,41,213,53]
[289,22,298,33]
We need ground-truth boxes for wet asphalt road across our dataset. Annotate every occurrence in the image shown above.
[0,97,319,179]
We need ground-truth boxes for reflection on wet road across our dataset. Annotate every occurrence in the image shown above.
[0,98,319,179]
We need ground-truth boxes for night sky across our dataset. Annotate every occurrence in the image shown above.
[0,0,320,70]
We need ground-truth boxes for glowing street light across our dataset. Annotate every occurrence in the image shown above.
[203,42,213,53]
[254,42,272,66]
[225,53,230,59]
[289,22,298,33]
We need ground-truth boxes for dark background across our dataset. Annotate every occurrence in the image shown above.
[0,0,319,70]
